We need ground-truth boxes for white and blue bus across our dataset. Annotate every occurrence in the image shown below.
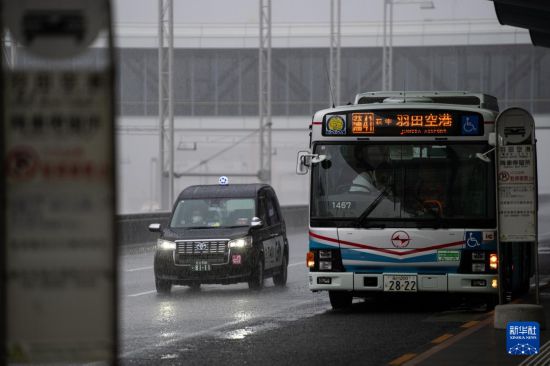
[297,91,532,309]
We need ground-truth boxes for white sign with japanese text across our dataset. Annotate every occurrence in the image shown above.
[4,70,115,363]
[498,145,536,242]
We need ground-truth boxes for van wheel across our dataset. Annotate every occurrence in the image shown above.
[329,291,353,310]
[248,258,264,290]
[155,277,172,294]
[273,254,288,286]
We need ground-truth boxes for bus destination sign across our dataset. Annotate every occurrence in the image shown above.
[323,110,483,137]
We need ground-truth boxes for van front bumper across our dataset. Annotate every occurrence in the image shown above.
[155,249,255,285]
[308,272,498,294]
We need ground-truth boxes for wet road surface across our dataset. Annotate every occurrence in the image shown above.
[119,231,503,365]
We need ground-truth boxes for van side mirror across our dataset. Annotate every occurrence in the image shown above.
[250,217,263,228]
[148,223,161,232]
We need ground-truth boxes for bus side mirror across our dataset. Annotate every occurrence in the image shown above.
[296,151,311,175]
[296,151,326,175]
[488,132,496,146]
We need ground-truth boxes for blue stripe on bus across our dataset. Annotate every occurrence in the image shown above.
[341,250,438,263]
[343,266,458,274]
[309,239,338,250]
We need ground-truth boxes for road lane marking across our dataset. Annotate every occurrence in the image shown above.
[127,290,156,297]
[460,320,479,328]
[288,261,303,268]
[402,316,493,366]
[430,333,454,344]
[389,353,417,366]
[125,266,153,272]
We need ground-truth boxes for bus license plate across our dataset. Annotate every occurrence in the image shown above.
[192,260,211,272]
[383,275,417,292]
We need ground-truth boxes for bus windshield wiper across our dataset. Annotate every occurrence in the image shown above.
[355,186,391,227]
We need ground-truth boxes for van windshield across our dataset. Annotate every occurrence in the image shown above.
[170,198,256,228]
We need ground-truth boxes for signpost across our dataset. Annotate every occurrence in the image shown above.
[495,107,538,305]
[1,1,117,364]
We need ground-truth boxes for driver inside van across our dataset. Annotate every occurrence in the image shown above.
[191,208,206,225]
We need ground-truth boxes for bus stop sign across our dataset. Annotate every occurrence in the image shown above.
[496,107,537,243]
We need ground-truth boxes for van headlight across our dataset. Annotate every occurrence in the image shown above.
[228,236,253,248]
[157,239,176,250]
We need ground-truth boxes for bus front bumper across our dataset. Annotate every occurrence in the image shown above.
[308,272,498,294]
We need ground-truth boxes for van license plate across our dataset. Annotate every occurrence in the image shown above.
[192,260,211,272]
[383,275,417,292]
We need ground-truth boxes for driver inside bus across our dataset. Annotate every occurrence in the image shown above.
[410,168,445,217]
[349,145,391,193]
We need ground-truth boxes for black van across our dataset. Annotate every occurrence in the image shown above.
[148,183,289,294]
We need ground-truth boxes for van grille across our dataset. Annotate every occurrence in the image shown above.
[175,240,228,265]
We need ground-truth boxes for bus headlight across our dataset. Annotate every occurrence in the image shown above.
[228,236,253,248]
[157,239,176,250]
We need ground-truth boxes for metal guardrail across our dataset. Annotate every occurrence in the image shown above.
[117,205,308,246]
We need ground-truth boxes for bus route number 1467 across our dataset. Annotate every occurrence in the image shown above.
[330,201,352,209]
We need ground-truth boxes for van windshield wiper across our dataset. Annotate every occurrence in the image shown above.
[355,186,391,227]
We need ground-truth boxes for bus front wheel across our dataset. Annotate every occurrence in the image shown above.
[329,291,353,310]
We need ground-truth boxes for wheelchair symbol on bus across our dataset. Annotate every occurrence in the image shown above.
[465,231,482,248]
[461,116,479,136]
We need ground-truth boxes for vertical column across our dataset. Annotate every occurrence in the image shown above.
[329,0,341,106]
[259,0,272,184]
[158,0,174,209]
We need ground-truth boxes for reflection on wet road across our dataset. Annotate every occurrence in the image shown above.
[120,215,550,363]
[120,231,324,357]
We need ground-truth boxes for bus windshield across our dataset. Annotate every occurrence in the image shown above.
[311,143,495,228]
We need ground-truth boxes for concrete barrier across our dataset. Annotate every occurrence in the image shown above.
[117,205,308,246]
[117,211,171,246]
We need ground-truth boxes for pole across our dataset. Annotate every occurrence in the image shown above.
[259,0,272,184]
[382,0,387,91]
[389,0,394,91]
[168,0,174,206]
[158,0,164,209]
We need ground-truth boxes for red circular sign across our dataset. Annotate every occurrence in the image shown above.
[5,146,39,181]
[499,171,510,182]
[391,231,410,248]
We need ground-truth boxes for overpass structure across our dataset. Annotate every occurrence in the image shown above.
[5,0,549,213]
